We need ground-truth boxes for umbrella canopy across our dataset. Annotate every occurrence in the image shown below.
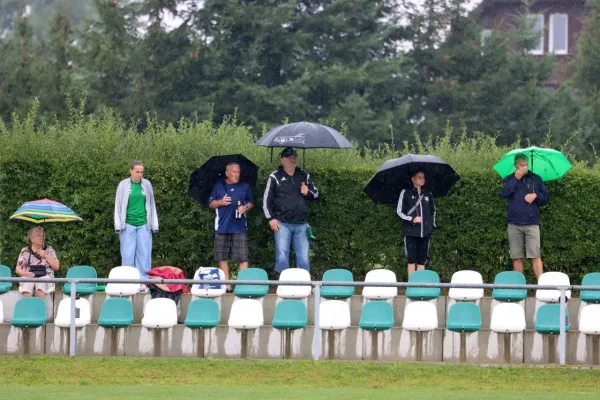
[188,154,258,206]
[493,146,572,182]
[10,199,83,223]
[255,121,354,149]
[363,154,460,205]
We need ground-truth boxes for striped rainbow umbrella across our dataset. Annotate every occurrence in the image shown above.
[9,199,83,223]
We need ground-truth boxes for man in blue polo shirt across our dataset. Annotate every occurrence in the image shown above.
[209,163,254,284]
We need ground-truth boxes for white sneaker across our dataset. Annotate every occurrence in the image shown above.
[139,284,149,293]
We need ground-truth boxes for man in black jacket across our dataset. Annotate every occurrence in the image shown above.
[397,169,436,277]
[501,154,549,280]
[263,147,319,273]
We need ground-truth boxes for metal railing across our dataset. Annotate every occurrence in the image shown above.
[1,276,598,364]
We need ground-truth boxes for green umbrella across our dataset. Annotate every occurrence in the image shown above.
[493,146,572,181]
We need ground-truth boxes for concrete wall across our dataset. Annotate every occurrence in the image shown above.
[2,290,600,365]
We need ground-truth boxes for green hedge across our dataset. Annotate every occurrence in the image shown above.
[1,105,599,285]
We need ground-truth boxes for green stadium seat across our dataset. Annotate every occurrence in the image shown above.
[535,304,570,334]
[0,265,12,294]
[234,268,269,298]
[406,270,441,300]
[492,271,527,302]
[321,269,354,300]
[272,300,307,330]
[185,299,220,329]
[63,265,98,296]
[98,298,134,328]
[447,302,482,333]
[580,273,600,303]
[11,297,47,328]
[359,301,394,331]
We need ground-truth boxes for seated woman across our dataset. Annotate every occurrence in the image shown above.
[15,226,60,298]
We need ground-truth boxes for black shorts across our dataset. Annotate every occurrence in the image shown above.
[215,233,249,263]
[404,236,430,265]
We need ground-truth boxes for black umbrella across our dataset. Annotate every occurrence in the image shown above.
[255,121,354,168]
[363,154,460,205]
[188,154,258,206]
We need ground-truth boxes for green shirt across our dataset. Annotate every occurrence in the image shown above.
[126,181,147,226]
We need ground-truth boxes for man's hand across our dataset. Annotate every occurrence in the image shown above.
[220,194,232,206]
[515,167,528,180]
[237,204,248,215]
[413,216,422,224]
[300,182,309,196]
[269,219,280,232]
[524,193,537,203]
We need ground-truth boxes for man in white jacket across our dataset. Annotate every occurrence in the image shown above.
[114,161,159,280]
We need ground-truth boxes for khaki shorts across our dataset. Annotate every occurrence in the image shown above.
[507,224,541,259]
[19,281,55,294]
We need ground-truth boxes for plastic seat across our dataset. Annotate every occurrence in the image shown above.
[492,271,527,302]
[448,270,484,301]
[185,299,220,329]
[580,273,600,304]
[362,269,398,300]
[406,270,441,300]
[490,303,526,333]
[319,300,351,330]
[359,301,394,331]
[277,269,312,299]
[579,304,600,335]
[0,264,12,294]
[63,266,98,296]
[11,297,47,328]
[535,304,570,334]
[0,300,3,323]
[536,272,571,303]
[447,302,481,333]
[234,268,269,298]
[98,298,134,328]
[54,297,92,328]
[191,267,226,298]
[402,301,438,331]
[141,298,178,329]
[105,266,141,296]
[321,269,354,300]
[272,300,307,330]
[228,299,264,329]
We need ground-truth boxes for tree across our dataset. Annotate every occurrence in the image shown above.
[402,0,554,145]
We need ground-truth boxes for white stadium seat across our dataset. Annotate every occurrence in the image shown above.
[579,304,600,335]
[228,299,264,329]
[319,300,351,330]
[402,301,438,331]
[448,270,484,301]
[362,269,398,300]
[105,266,141,296]
[0,299,4,323]
[191,267,226,298]
[54,297,91,328]
[277,268,312,299]
[141,298,178,329]
[536,272,571,303]
[490,303,526,333]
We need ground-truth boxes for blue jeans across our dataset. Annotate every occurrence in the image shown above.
[274,222,309,273]
[119,224,152,279]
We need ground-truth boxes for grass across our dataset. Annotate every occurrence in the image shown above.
[0,357,599,399]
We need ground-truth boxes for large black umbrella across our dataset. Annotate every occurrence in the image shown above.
[363,154,460,205]
[188,154,258,206]
[255,121,354,168]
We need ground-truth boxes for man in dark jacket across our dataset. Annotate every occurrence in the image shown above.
[501,153,549,280]
[263,147,318,272]
[397,169,436,277]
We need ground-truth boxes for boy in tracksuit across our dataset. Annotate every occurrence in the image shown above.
[397,169,436,277]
